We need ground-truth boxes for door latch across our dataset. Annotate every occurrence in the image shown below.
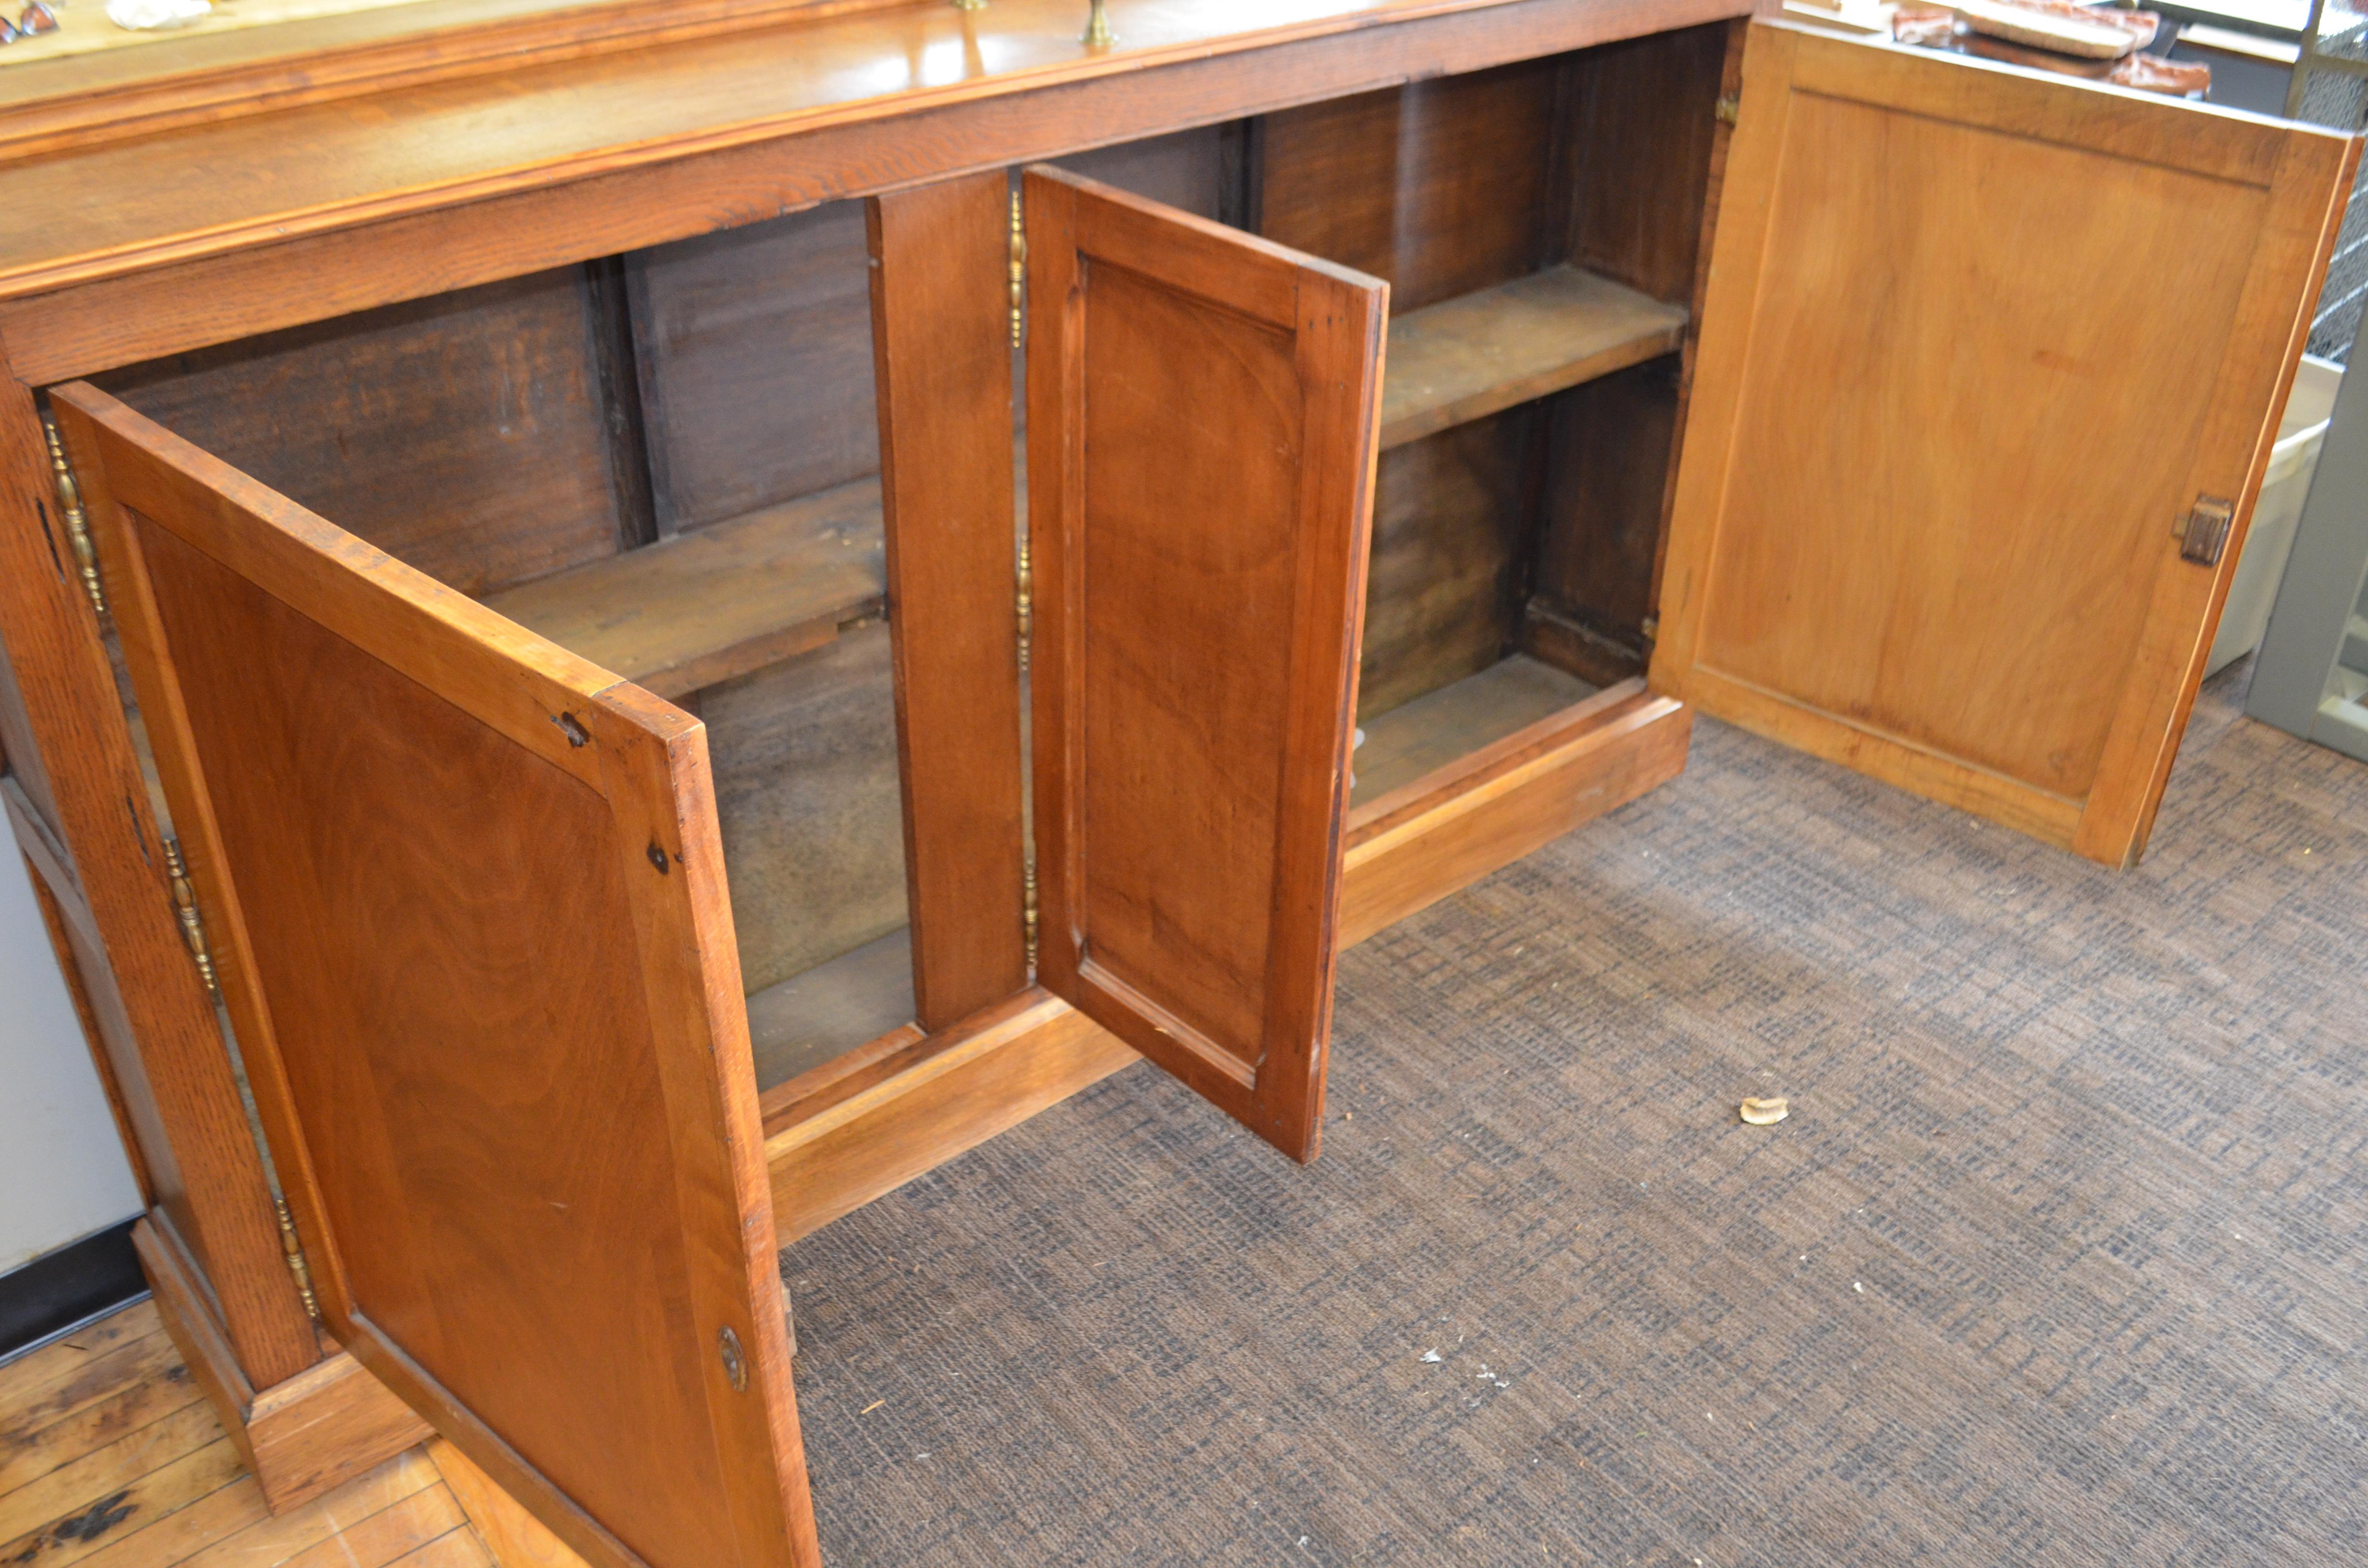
[2175,495,2235,567]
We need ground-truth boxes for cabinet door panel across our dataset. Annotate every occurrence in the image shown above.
[51,385,818,1568]
[1652,22,2359,864]
[1023,165,1385,1162]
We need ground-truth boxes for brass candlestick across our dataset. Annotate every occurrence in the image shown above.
[1081,0,1113,48]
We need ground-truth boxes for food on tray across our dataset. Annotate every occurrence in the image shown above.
[1952,0,2156,59]
[2107,50,2212,95]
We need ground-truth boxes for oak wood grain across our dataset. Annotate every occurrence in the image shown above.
[1025,164,1382,1162]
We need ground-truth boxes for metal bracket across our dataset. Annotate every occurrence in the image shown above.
[2176,495,2236,567]
[1009,188,1028,348]
[40,414,107,621]
[162,837,222,999]
[274,1196,321,1321]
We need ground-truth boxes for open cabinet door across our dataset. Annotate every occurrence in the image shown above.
[1651,23,2360,866]
[1023,166,1385,1163]
[50,385,819,1568]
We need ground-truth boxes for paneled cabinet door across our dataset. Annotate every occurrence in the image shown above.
[50,385,820,1568]
[1651,21,2360,867]
[1023,165,1388,1163]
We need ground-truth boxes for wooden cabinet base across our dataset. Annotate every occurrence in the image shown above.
[132,1216,430,1513]
[763,990,1139,1243]
[1339,681,1691,947]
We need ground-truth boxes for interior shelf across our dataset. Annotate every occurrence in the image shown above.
[746,925,916,1091]
[1380,266,1689,451]
[1352,654,1599,807]
[481,473,886,699]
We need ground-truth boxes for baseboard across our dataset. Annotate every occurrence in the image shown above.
[1340,686,1691,946]
[764,989,1139,1243]
[0,1214,146,1364]
[133,1214,430,1511]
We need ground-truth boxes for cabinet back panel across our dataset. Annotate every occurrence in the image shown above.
[707,620,906,995]
[1563,24,1730,304]
[92,270,627,598]
[1258,57,1563,315]
[1358,412,1534,721]
[1057,126,1227,220]
[627,199,878,533]
[1528,355,1682,661]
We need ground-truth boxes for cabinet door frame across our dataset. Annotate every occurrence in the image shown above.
[52,382,819,1568]
[1024,164,1386,1162]
[1651,21,2360,866]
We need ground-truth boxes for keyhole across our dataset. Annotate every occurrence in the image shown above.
[647,842,671,874]
[717,1325,748,1392]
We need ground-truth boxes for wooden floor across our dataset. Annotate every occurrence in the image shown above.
[0,1301,581,1568]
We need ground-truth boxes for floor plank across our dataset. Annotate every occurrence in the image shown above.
[173,1451,441,1568]
[0,1350,203,1497]
[275,1483,466,1568]
[0,1403,224,1545]
[0,1436,246,1568]
[0,1330,180,1457]
[386,1528,493,1568]
[0,1308,163,1418]
[423,1441,584,1568]
[0,1305,550,1568]
[72,1478,267,1568]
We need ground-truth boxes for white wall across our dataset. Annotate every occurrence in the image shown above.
[0,850,142,1272]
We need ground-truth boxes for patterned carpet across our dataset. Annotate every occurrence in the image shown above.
[779,665,2368,1567]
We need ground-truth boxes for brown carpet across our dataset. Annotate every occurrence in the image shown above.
[779,664,2368,1567]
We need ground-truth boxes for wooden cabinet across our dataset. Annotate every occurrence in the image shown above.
[0,6,2353,1564]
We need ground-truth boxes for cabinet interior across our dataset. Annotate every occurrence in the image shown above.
[85,21,1724,1103]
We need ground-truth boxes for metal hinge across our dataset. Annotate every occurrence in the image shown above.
[2175,495,2236,567]
[1009,187,1027,348]
[1714,93,1740,127]
[40,414,107,621]
[161,837,221,999]
[1024,861,1038,977]
[274,1196,321,1322]
[1015,539,1033,673]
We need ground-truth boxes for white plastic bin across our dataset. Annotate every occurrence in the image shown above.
[2208,354,2344,674]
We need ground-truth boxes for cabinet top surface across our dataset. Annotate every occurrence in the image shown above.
[0,0,1745,308]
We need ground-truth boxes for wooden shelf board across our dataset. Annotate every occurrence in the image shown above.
[1380,266,1688,451]
[1352,654,1599,807]
[480,473,884,699]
